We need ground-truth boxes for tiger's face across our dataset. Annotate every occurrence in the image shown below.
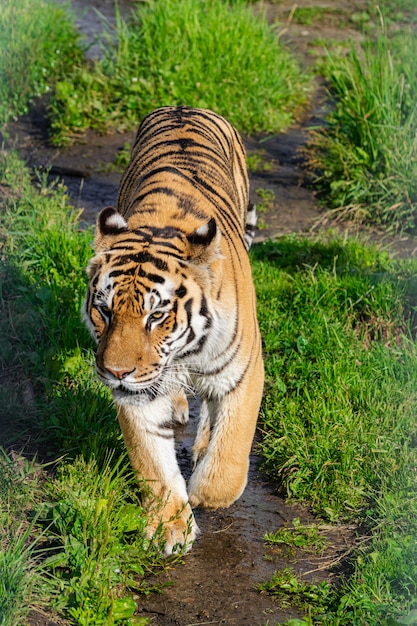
[83,207,219,404]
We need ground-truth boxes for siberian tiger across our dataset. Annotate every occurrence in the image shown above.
[83,106,264,554]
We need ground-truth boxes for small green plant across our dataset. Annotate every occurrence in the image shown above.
[258,567,331,613]
[0,0,82,126]
[256,187,275,213]
[115,142,132,169]
[99,142,132,174]
[291,7,347,27]
[49,0,310,143]
[246,151,273,173]
[265,518,329,556]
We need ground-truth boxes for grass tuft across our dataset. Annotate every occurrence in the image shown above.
[304,29,417,233]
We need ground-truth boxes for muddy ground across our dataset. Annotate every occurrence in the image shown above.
[3,1,417,625]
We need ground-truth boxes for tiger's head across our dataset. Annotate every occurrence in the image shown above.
[83,207,221,404]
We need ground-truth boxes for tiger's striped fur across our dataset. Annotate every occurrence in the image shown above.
[83,106,264,554]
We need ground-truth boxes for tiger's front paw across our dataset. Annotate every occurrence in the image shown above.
[147,503,198,555]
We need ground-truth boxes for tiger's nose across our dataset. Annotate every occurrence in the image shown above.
[106,367,135,380]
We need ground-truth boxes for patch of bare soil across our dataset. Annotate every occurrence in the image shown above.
[2,1,416,624]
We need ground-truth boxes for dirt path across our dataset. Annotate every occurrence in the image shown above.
[4,2,417,625]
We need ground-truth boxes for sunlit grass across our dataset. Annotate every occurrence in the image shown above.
[252,237,417,624]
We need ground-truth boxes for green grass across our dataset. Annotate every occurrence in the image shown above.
[291,7,350,27]
[380,0,417,18]
[252,237,417,624]
[38,455,165,625]
[0,452,46,626]
[305,29,417,233]
[0,0,82,127]
[49,0,310,144]
[256,187,276,213]
[258,567,331,613]
[0,152,171,624]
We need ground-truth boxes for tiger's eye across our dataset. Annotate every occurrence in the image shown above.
[98,304,112,322]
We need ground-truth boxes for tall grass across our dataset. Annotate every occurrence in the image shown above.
[0,0,82,126]
[49,0,310,143]
[305,30,417,232]
[252,237,417,623]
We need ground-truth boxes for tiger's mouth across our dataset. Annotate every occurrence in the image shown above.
[111,379,163,403]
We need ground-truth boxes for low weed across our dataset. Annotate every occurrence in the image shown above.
[246,151,274,173]
[0,0,82,126]
[49,0,310,143]
[291,7,349,28]
[258,567,331,613]
[305,28,417,232]
[380,0,417,20]
[252,235,417,623]
[265,518,328,556]
[256,187,276,213]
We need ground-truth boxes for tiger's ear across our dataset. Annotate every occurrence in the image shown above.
[94,206,129,251]
[186,218,220,264]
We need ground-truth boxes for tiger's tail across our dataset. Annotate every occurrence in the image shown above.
[244,202,257,250]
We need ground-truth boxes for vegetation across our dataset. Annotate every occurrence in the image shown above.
[246,150,274,173]
[48,0,310,143]
[1,1,417,624]
[264,518,329,556]
[258,567,331,613]
[0,152,170,625]
[252,237,417,624]
[305,28,417,233]
[0,0,82,126]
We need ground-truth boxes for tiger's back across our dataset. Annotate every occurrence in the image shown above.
[84,106,264,555]
[117,106,256,250]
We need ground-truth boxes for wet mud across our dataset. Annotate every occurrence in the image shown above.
[3,1,416,624]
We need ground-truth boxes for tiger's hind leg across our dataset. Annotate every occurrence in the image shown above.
[117,397,198,555]
[188,350,264,509]
[192,400,211,468]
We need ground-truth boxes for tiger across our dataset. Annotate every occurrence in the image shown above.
[83,106,264,555]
